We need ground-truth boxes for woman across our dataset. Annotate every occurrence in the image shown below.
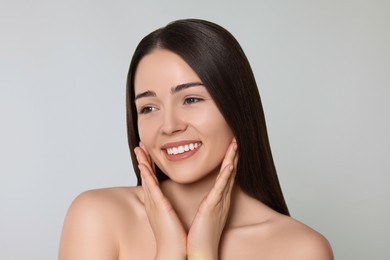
[59,19,333,259]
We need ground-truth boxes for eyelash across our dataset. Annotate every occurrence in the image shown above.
[139,106,157,114]
[184,97,203,105]
[138,97,204,115]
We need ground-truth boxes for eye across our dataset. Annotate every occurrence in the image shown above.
[139,106,158,114]
[184,97,203,105]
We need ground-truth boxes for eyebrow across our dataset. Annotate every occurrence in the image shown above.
[171,82,204,94]
[134,82,204,101]
[134,90,156,101]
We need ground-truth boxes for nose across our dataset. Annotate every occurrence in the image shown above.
[160,108,187,135]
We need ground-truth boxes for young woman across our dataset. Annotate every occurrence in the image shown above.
[59,19,333,260]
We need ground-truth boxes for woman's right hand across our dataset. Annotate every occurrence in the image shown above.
[134,143,187,260]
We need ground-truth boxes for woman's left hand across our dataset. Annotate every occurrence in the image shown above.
[186,139,238,260]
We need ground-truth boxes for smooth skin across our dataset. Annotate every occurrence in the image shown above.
[59,49,333,260]
[136,140,238,260]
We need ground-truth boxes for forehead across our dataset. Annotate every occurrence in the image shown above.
[134,49,201,93]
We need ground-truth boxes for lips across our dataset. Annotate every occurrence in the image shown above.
[161,141,202,161]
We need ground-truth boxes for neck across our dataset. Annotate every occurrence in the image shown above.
[160,171,218,231]
[157,173,273,233]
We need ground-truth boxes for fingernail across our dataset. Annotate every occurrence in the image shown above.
[229,165,234,171]
[135,148,142,158]
[233,143,238,151]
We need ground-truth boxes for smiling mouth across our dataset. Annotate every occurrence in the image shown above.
[165,142,202,155]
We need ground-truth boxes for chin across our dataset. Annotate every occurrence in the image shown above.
[161,167,220,185]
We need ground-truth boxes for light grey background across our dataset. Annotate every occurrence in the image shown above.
[1,0,389,259]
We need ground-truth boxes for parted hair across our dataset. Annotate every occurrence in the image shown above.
[126,19,289,216]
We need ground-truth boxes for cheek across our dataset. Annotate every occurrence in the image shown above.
[137,119,156,147]
[193,107,233,139]
[210,119,234,150]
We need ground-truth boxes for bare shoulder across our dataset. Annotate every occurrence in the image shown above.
[62,186,144,225]
[59,186,144,260]
[270,214,334,259]
[68,186,143,213]
[223,195,333,260]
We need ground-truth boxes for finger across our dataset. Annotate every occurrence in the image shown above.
[134,147,156,180]
[211,139,238,199]
[222,149,238,196]
[222,139,238,169]
[232,148,238,178]
[217,140,238,181]
[139,163,178,219]
[206,163,234,206]
[139,142,152,165]
[211,147,239,205]
[222,163,236,200]
[138,163,165,205]
[138,163,154,198]
[139,142,157,180]
[134,147,149,167]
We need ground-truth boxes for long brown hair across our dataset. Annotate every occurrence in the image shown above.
[126,19,289,216]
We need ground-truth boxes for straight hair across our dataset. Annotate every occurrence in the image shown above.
[126,19,289,216]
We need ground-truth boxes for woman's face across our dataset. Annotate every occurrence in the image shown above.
[134,49,234,184]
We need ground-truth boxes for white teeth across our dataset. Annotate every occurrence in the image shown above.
[166,143,201,155]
